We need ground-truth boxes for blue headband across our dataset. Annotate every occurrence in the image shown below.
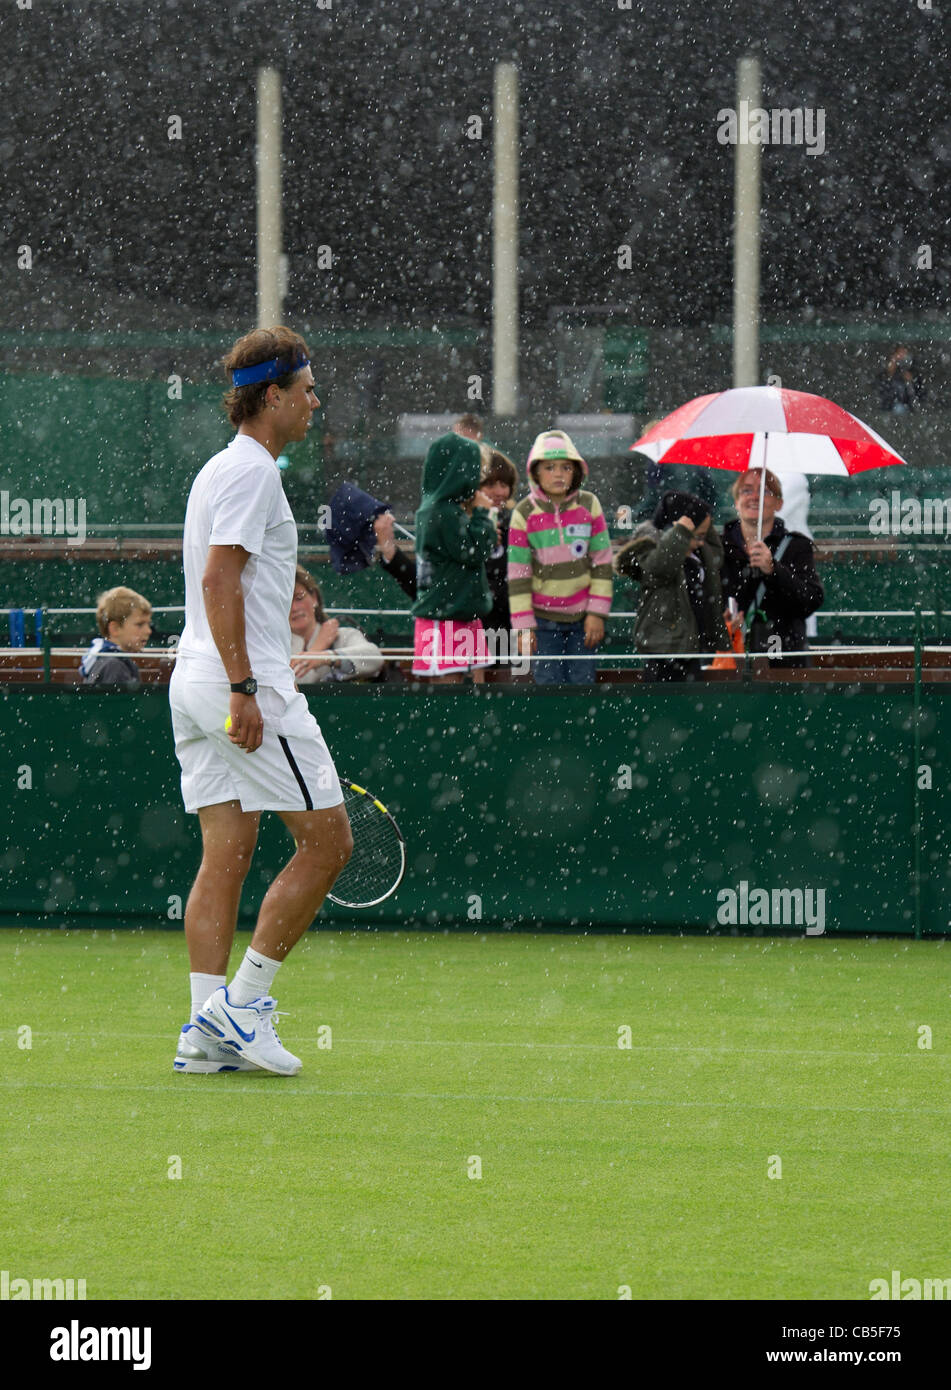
[231,352,310,387]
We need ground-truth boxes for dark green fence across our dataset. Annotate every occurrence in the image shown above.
[1,681,947,936]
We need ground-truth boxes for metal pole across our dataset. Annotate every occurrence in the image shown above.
[733,54,761,388]
[492,62,519,417]
[913,601,922,940]
[42,610,51,684]
[257,65,283,328]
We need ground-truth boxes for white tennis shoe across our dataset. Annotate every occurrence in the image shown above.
[173,1022,262,1073]
[193,986,302,1076]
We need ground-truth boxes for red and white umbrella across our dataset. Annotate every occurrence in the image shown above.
[632,385,907,537]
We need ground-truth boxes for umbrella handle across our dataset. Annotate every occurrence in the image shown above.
[749,433,767,542]
[757,461,766,543]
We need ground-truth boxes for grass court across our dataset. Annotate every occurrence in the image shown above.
[2,927,948,1300]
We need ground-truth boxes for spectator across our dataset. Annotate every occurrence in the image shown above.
[289,565,384,684]
[372,427,493,597]
[479,446,519,635]
[411,432,496,682]
[372,446,517,659]
[80,586,153,686]
[720,468,824,668]
[508,429,613,685]
[614,491,728,682]
[877,344,925,415]
[453,413,484,442]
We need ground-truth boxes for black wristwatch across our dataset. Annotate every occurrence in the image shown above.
[230,677,258,696]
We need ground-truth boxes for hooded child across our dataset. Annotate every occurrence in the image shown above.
[507,430,613,684]
[411,432,496,681]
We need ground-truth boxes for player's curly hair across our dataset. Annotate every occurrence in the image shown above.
[222,326,311,426]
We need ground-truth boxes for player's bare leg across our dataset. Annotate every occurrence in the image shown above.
[184,800,260,975]
[250,803,353,959]
[189,803,350,1076]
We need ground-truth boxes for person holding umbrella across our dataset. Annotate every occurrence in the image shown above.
[630,385,905,668]
[720,468,824,668]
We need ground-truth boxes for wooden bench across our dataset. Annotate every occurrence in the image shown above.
[2,647,950,687]
[0,651,174,685]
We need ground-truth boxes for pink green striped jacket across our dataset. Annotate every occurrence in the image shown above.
[507,480,613,629]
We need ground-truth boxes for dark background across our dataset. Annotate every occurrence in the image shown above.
[2,0,948,333]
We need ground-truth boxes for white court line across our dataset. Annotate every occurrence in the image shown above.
[0,1030,944,1061]
[0,1076,945,1116]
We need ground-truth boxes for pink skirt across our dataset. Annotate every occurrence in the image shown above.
[412,618,492,676]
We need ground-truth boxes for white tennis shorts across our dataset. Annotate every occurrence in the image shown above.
[169,665,343,815]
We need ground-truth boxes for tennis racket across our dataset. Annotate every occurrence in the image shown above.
[327,778,406,908]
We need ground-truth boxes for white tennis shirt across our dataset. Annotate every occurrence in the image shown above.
[176,434,298,689]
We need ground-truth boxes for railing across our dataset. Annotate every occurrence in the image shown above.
[1,604,946,698]
[6,521,951,539]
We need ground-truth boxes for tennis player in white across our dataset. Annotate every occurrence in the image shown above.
[170,326,352,1076]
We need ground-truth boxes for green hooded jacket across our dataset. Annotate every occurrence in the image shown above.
[411,433,495,621]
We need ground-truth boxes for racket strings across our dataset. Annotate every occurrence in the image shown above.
[330,785,404,906]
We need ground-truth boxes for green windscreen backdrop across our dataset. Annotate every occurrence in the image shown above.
[0,682,946,936]
[0,374,325,524]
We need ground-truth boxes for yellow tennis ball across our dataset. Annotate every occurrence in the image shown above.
[224,716,232,732]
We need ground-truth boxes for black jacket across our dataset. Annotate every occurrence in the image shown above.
[483,509,512,632]
[379,546,417,599]
[721,517,823,664]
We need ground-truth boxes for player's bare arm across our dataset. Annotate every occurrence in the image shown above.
[202,543,263,751]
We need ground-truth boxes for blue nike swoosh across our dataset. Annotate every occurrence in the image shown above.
[220,1006,256,1043]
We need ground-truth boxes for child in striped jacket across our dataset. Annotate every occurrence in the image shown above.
[507,430,613,684]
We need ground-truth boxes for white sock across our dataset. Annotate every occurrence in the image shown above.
[227,947,281,1005]
[190,972,225,1023]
